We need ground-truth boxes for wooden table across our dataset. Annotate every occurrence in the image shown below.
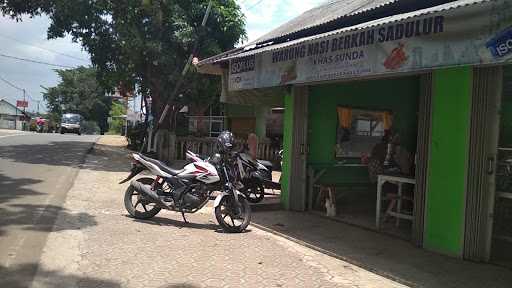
[307,163,368,211]
[376,174,416,229]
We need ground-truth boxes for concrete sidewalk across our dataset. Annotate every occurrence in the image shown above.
[252,211,512,288]
[0,128,30,137]
[25,136,405,288]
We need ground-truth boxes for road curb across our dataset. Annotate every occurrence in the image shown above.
[79,136,101,166]
[250,221,415,288]
[87,137,99,154]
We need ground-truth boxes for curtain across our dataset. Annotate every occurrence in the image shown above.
[337,107,352,129]
[381,111,393,130]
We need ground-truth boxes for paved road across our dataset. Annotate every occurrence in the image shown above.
[0,132,98,287]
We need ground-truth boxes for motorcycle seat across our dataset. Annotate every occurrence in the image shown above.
[138,154,184,176]
[257,160,273,169]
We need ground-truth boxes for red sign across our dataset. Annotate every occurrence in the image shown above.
[16,100,28,108]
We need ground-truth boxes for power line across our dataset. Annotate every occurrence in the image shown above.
[245,0,265,10]
[0,33,90,63]
[0,52,77,69]
[0,93,18,103]
[0,74,43,101]
[0,74,23,91]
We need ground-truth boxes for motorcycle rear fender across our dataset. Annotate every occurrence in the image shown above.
[118,164,145,184]
[250,170,267,182]
[213,190,246,208]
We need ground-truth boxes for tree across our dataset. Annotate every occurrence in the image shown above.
[1,0,246,130]
[43,67,111,132]
[108,101,127,134]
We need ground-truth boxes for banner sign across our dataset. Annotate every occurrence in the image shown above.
[16,100,28,108]
[229,0,512,91]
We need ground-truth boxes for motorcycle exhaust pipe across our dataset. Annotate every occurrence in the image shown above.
[130,180,172,210]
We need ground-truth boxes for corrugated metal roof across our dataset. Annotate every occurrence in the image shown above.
[252,0,397,45]
[200,0,490,65]
[0,99,24,115]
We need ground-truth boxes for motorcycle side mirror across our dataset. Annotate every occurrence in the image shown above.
[210,153,221,165]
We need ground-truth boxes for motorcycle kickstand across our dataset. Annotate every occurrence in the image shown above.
[181,210,188,224]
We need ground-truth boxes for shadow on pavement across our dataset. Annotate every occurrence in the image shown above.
[130,215,253,234]
[0,173,97,237]
[0,264,122,288]
[0,141,92,168]
[159,284,201,288]
[4,204,97,233]
[252,211,512,288]
[131,216,219,231]
[0,173,43,203]
[0,141,129,172]
[82,144,132,172]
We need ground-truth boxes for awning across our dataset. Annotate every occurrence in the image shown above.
[208,0,490,63]
[199,0,512,91]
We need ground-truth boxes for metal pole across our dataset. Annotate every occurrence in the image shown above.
[125,97,129,136]
[15,103,17,130]
[23,89,26,131]
[157,0,213,126]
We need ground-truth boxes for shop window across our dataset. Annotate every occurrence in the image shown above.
[336,107,393,159]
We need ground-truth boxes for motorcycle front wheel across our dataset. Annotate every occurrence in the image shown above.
[215,195,251,233]
[124,177,161,219]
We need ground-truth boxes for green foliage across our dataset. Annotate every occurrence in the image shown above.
[109,101,126,134]
[1,0,247,127]
[81,120,101,134]
[127,122,146,150]
[43,67,111,132]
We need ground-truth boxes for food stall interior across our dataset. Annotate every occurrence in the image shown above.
[308,77,419,240]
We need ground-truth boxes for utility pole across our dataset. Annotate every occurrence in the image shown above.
[158,0,213,126]
[15,102,17,130]
[23,89,26,131]
[125,96,129,137]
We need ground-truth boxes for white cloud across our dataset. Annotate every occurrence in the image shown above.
[238,0,327,43]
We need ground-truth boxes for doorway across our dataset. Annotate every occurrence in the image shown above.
[490,66,512,268]
[306,76,421,240]
[467,65,512,267]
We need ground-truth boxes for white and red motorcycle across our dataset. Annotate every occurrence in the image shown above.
[119,150,251,233]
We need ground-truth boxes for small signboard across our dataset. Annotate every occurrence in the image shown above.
[16,100,28,108]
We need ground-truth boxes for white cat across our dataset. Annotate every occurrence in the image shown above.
[325,197,336,217]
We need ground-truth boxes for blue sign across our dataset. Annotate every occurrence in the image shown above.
[486,26,512,58]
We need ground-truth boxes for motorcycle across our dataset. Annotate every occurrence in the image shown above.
[235,152,273,203]
[119,150,251,233]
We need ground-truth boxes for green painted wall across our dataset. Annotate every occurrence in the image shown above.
[424,67,472,256]
[281,93,293,209]
[308,77,420,182]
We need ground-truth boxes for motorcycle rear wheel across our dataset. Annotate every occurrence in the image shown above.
[242,182,265,203]
[124,177,161,219]
[215,195,251,233]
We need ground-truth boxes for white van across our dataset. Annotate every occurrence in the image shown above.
[60,113,82,135]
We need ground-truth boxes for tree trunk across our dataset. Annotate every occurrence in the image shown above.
[155,130,176,163]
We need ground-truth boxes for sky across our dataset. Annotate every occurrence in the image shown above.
[0,0,326,113]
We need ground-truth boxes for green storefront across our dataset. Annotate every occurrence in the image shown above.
[199,0,512,266]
